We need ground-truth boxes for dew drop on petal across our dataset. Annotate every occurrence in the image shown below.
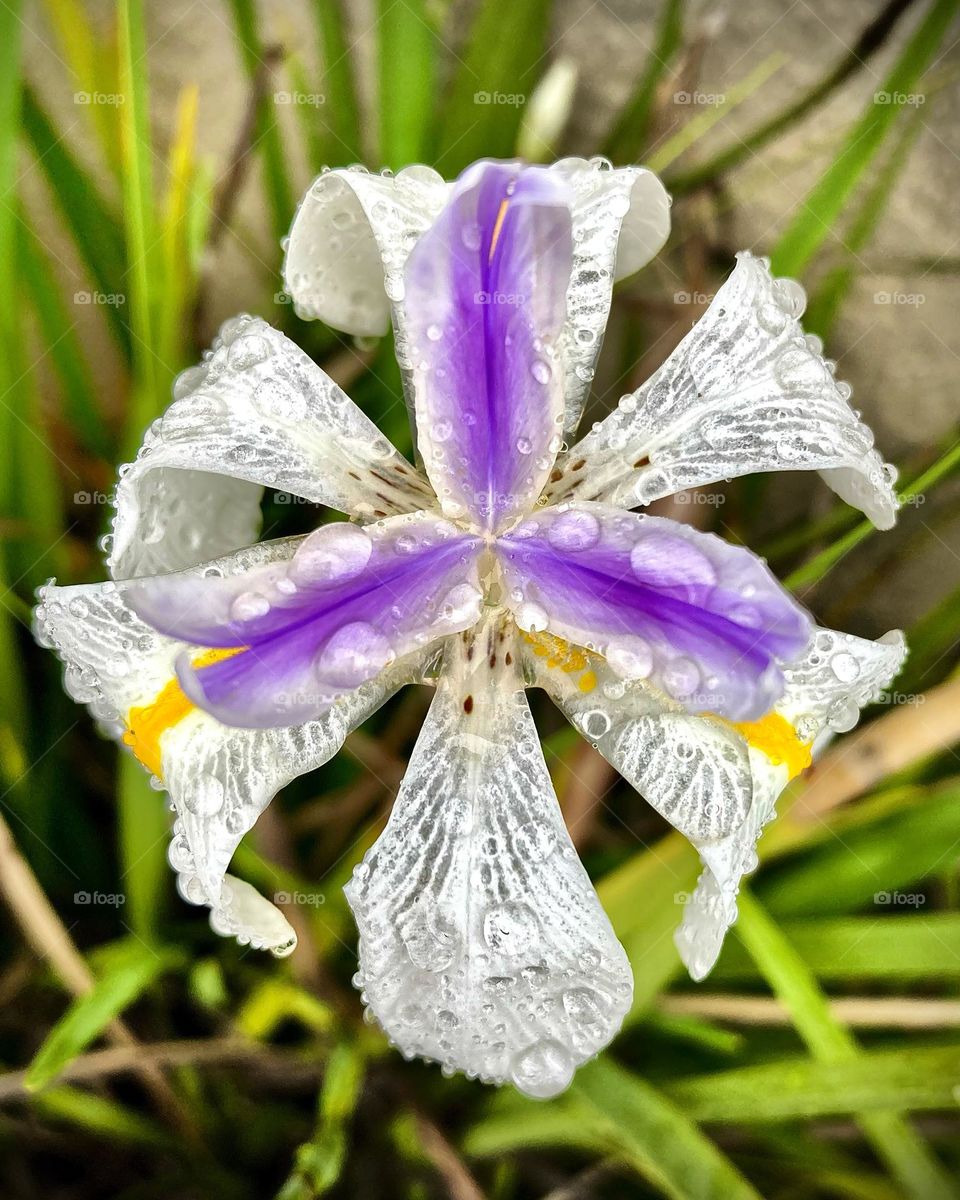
[230,592,270,622]
[530,360,551,385]
[510,1039,574,1099]
[662,656,700,700]
[290,524,373,587]
[315,622,394,689]
[605,635,653,679]
[515,601,549,633]
[546,509,600,553]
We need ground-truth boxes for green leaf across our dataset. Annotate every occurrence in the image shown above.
[313,0,362,164]
[117,753,171,940]
[433,0,552,174]
[771,0,959,278]
[667,0,919,194]
[713,914,960,982]
[25,940,175,1092]
[736,891,954,1200]
[667,1044,960,1123]
[227,0,296,247]
[602,0,684,162]
[378,0,437,170]
[33,1085,172,1147]
[20,86,130,358]
[546,1058,765,1199]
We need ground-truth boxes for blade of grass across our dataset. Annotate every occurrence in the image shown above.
[227,0,295,249]
[19,217,112,458]
[804,98,927,337]
[736,890,954,1200]
[157,83,200,377]
[20,86,130,357]
[667,0,919,193]
[602,0,684,162]
[433,0,552,174]
[312,0,362,164]
[377,0,437,170]
[25,939,177,1091]
[770,0,959,278]
[33,1085,173,1148]
[785,436,960,591]
[646,54,786,174]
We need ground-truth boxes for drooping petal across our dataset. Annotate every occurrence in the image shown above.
[282,160,671,442]
[547,252,899,528]
[110,315,434,580]
[523,622,906,982]
[498,502,812,722]
[404,161,573,530]
[125,513,484,728]
[549,158,671,436]
[34,559,431,957]
[345,617,632,1098]
[675,626,907,980]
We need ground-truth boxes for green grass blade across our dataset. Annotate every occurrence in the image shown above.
[33,1086,173,1147]
[25,940,175,1091]
[433,0,552,174]
[668,0,919,194]
[602,0,684,162]
[227,0,296,247]
[667,1044,960,1122]
[19,218,112,458]
[20,86,130,357]
[736,891,954,1200]
[771,0,959,278]
[804,100,926,337]
[572,1058,764,1200]
[377,0,437,170]
[785,436,960,591]
[312,0,362,164]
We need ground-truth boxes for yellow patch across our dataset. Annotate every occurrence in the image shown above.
[726,711,812,779]
[521,630,597,693]
[488,198,510,261]
[122,647,243,778]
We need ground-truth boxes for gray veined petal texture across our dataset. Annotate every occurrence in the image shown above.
[109,314,433,580]
[34,543,432,957]
[677,626,906,981]
[547,251,899,528]
[345,618,633,1098]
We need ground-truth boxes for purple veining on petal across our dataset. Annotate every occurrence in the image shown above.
[126,515,484,728]
[404,160,573,532]
[498,502,812,721]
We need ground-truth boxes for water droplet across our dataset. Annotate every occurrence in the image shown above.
[546,509,600,553]
[483,901,539,958]
[515,601,548,633]
[605,635,653,680]
[186,772,225,817]
[826,696,860,733]
[830,652,861,683]
[662,656,700,700]
[772,277,806,318]
[315,622,393,688]
[230,592,270,622]
[510,1039,574,1099]
[290,524,373,587]
[563,987,605,1024]
[531,360,551,385]
[426,323,443,341]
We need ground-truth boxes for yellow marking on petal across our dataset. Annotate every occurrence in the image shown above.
[725,711,812,779]
[521,630,597,693]
[122,647,243,778]
[488,198,510,261]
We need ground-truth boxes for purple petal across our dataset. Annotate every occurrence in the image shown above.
[498,503,812,721]
[126,515,484,727]
[404,160,573,532]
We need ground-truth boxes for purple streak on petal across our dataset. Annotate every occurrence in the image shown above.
[127,516,484,728]
[404,160,573,531]
[499,503,812,721]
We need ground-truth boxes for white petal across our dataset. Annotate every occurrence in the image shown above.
[548,252,898,528]
[282,165,451,337]
[35,546,429,957]
[524,638,753,846]
[345,618,632,1098]
[675,626,907,980]
[548,159,671,436]
[110,315,433,579]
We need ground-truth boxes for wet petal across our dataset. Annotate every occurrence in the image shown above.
[675,627,907,980]
[345,618,632,1098]
[110,315,433,580]
[548,252,898,528]
[550,158,671,436]
[499,502,812,722]
[404,161,572,530]
[34,560,430,956]
[125,513,484,727]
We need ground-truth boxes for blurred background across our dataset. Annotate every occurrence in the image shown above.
[2,0,960,1196]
